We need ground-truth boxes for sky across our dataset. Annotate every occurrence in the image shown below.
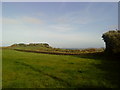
[0,2,2,47]
[2,2,118,48]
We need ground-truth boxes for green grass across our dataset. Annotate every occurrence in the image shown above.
[2,49,120,88]
[0,49,2,89]
[10,44,104,54]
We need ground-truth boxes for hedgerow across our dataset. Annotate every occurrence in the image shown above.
[102,30,120,54]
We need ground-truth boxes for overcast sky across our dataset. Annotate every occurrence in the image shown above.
[2,2,118,48]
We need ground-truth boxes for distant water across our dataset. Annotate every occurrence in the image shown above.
[60,47,104,50]
[60,48,84,50]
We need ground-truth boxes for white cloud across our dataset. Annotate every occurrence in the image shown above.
[2,19,104,48]
[36,12,45,17]
[22,16,43,24]
[3,16,44,25]
[107,25,118,30]
[3,18,19,24]
[49,24,73,32]
[56,17,68,23]
[73,17,93,24]
[54,3,110,26]
[55,11,95,25]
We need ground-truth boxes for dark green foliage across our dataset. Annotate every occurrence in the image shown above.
[102,30,120,54]
[11,43,51,48]
[27,43,50,47]
[11,43,26,47]
[42,43,49,47]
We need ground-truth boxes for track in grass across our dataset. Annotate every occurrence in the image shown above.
[2,49,120,88]
[15,61,71,87]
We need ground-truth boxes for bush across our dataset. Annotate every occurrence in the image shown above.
[42,43,49,48]
[17,43,26,46]
[11,43,51,48]
[102,30,120,54]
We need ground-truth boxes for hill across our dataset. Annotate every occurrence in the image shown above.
[8,43,104,55]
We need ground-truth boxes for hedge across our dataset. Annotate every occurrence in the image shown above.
[102,30,120,54]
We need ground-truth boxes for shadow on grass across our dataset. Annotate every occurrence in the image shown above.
[74,52,120,60]
[13,49,120,88]
[74,52,120,88]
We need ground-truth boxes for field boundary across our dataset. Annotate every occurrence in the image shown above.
[14,49,98,55]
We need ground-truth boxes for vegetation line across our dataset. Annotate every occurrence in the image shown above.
[14,49,97,55]
[15,61,71,87]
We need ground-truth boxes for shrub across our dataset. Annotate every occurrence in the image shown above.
[17,43,26,46]
[42,43,49,48]
[102,30,120,54]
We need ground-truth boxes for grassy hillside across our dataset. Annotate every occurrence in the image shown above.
[2,48,120,88]
[9,43,104,55]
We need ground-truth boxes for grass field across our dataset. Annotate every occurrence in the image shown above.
[0,49,2,89]
[2,48,120,88]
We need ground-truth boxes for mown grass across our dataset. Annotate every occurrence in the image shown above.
[2,49,120,88]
